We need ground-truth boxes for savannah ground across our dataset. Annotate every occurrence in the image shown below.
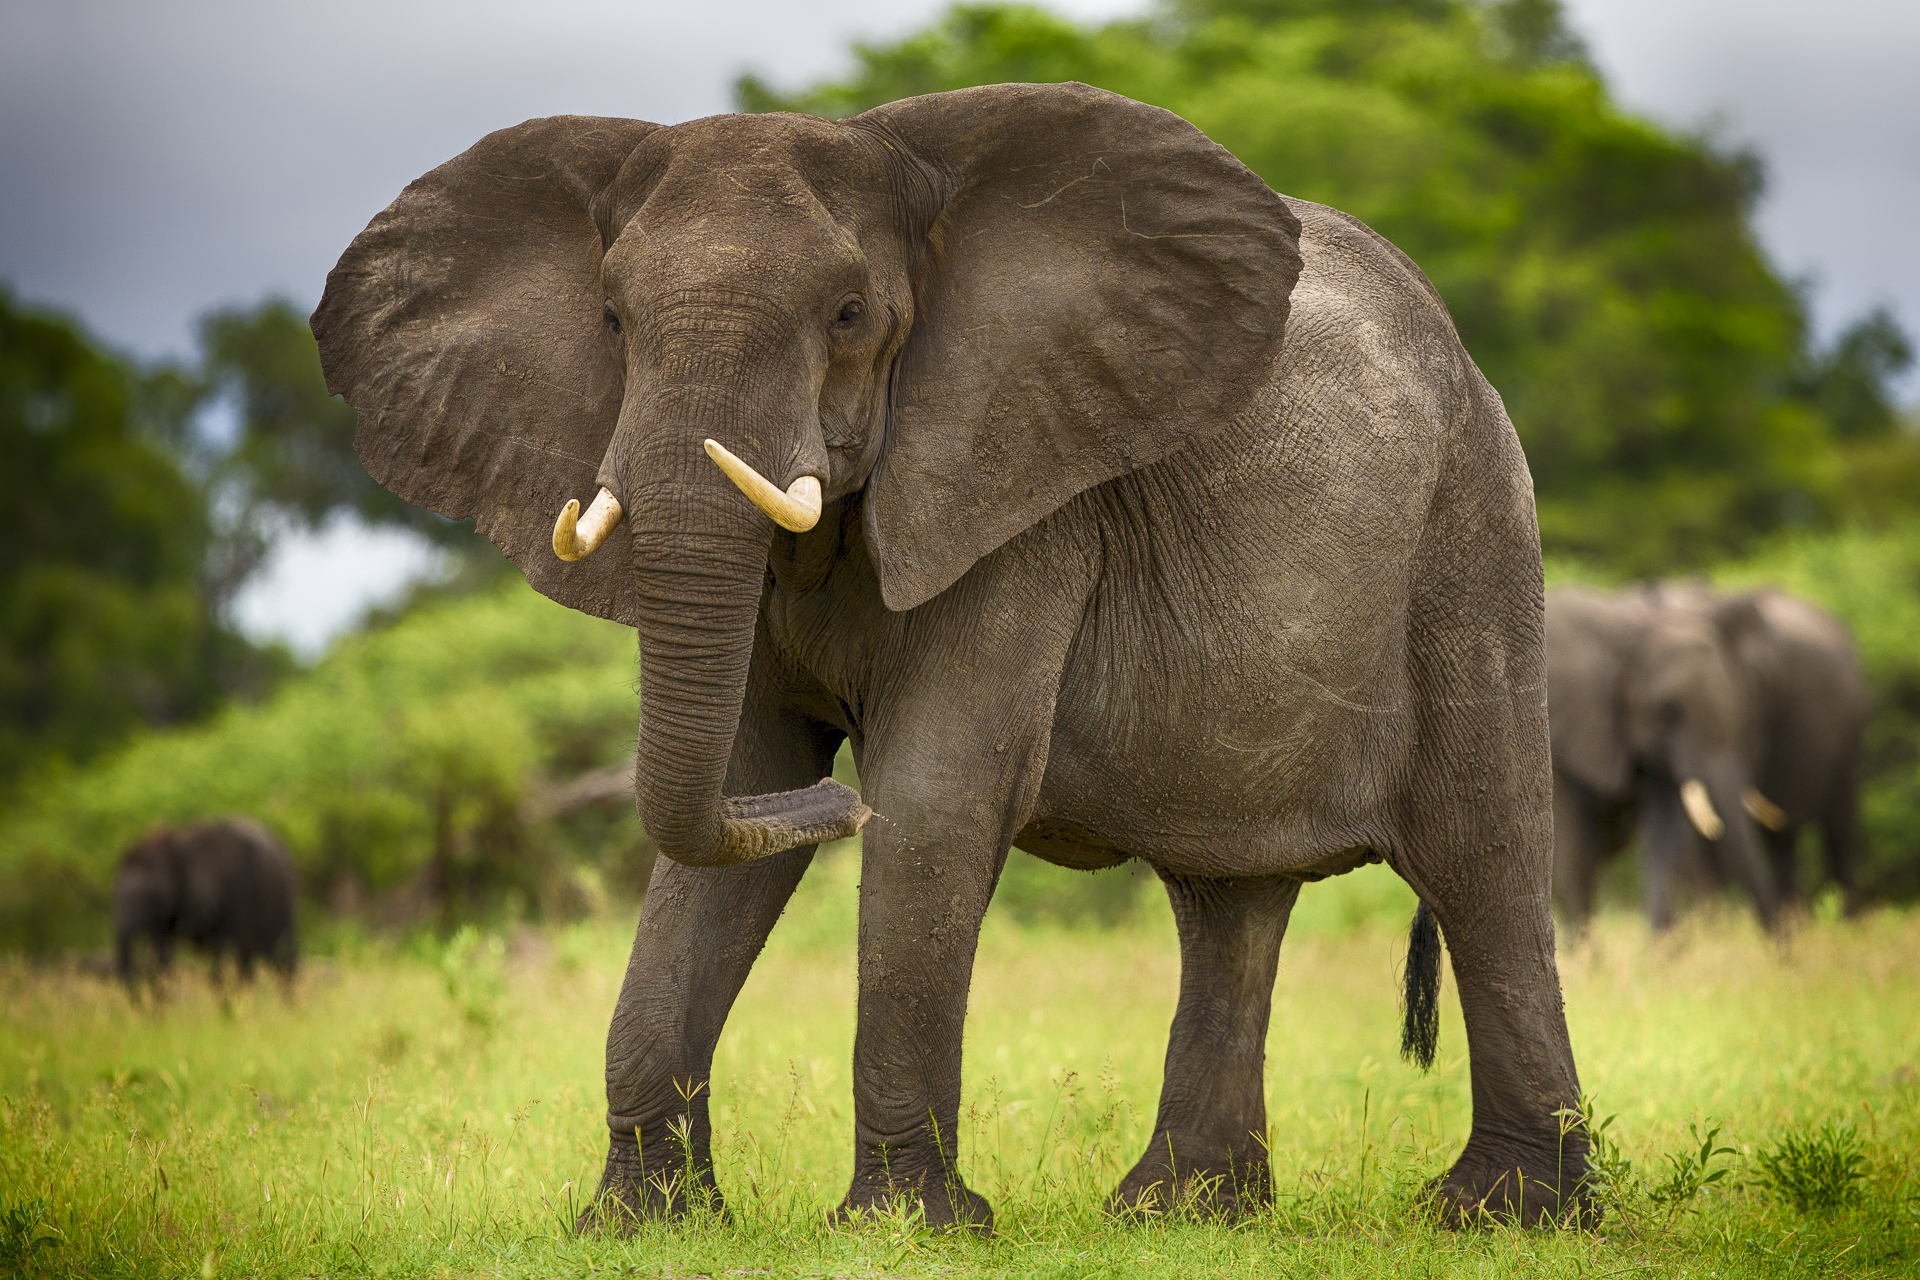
[3,853,1916,1279]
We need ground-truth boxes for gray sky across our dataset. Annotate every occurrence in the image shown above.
[4,0,1914,653]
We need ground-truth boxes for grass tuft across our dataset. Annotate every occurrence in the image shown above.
[1753,1120,1871,1214]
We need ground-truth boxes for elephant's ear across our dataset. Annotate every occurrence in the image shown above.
[1708,590,1780,703]
[1710,592,1770,653]
[312,115,658,625]
[1546,589,1635,797]
[850,83,1303,611]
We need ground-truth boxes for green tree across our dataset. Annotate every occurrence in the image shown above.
[740,0,1911,572]
[1795,307,1913,442]
[0,289,279,787]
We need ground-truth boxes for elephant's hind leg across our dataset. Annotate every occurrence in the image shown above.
[1394,704,1591,1226]
[1110,871,1299,1219]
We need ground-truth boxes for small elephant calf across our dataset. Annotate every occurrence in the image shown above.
[113,818,299,990]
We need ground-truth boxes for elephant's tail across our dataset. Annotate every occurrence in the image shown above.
[1400,901,1442,1072]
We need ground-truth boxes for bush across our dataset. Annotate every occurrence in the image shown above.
[0,578,639,954]
[1752,1120,1869,1213]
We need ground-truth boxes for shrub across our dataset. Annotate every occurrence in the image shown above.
[1752,1120,1869,1213]
[0,578,638,954]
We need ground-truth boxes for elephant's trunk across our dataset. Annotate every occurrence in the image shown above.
[1696,754,1780,932]
[616,412,865,868]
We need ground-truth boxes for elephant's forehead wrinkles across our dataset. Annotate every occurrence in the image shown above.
[608,195,867,313]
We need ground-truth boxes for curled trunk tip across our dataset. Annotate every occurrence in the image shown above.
[659,778,872,867]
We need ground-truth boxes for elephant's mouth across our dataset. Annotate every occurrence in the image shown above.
[1666,774,1788,841]
[551,440,824,565]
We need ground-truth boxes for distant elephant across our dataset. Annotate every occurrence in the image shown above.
[1651,583,1868,913]
[113,818,298,989]
[1548,585,1773,929]
[315,83,1587,1228]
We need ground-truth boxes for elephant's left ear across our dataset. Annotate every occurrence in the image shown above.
[849,83,1303,611]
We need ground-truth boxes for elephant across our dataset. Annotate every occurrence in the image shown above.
[1546,582,1867,930]
[1649,582,1869,913]
[314,82,1588,1228]
[113,818,299,990]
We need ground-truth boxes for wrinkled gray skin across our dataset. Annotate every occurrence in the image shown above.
[314,84,1587,1229]
[1547,583,1866,930]
[113,819,299,990]
[1650,583,1869,913]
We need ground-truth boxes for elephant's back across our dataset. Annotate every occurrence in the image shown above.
[191,818,298,938]
[1745,591,1869,807]
[1038,198,1531,871]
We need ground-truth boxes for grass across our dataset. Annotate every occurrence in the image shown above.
[3,854,1917,1278]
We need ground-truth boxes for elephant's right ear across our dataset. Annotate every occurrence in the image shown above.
[849,83,1302,612]
[1546,589,1634,797]
[312,115,658,625]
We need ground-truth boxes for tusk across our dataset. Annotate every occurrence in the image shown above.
[703,438,823,533]
[1743,788,1790,832]
[551,486,624,561]
[1679,779,1725,841]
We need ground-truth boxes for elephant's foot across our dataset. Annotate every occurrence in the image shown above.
[833,1145,993,1234]
[1427,1139,1593,1229]
[1108,1141,1273,1221]
[573,1134,723,1235]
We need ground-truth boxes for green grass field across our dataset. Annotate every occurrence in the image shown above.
[4,854,1917,1278]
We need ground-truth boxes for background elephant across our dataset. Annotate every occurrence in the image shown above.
[1547,582,1866,929]
[1548,584,1775,930]
[113,818,298,990]
[315,83,1587,1227]
[1651,583,1869,913]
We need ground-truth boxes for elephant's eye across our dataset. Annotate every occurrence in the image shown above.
[834,296,865,329]
[603,305,622,336]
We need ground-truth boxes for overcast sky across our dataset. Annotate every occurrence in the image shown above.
[5,0,1914,653]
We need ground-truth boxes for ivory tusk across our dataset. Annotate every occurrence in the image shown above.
[703,438,823,533]
[551,486,624,561]
[1743,788,1790,832]
[1679,778,1725,841]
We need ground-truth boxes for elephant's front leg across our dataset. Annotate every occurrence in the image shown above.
[832,557,1085,1232]
[1111,872,1299,1218]
[838,803,1006,1232]
[582,701,842,1232]
[585,849,815,1229]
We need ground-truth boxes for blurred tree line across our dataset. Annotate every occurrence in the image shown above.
[3,0,1916,945]
[742,0,1916,563]
[0,289,500,793]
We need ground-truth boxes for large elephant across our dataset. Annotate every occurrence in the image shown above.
[113,818,299,990]
[314,83,1587,1228]
[1652,583,1869,913]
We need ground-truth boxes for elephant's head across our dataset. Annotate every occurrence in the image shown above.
[114,828,179,937]
[313,84,1302,868]
[1619,611,1749,835]
[1549,585,1780,927]
[1622,601,1780,927]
